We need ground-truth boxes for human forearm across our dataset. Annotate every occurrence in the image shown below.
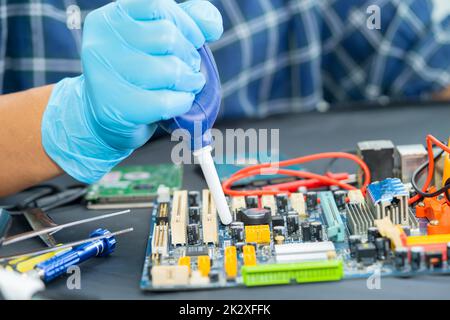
[0,85,63,196]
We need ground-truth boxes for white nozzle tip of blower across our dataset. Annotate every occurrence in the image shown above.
[193,146,233,225]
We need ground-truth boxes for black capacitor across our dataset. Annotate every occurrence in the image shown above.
[348,235,362,258]
[355,243,377,265]
[230,222,245,243]
[275,194,289,215]
[425,251,443,269]
[188,206,200,224]
[310,221,323,242]
[187,223,200,245]
[333,190,347,210]
[237,208,272,225]
[271,216,285,228]
[273,226,286,238]
[188,191,200,207]
[305,191,318,209]
[410,247,423,271]
[394,248,408,270]
[367,227,381,243]
[374,237,390,260]
[286,215,299,236]
[301,222,312,242]
[245,196,259,208]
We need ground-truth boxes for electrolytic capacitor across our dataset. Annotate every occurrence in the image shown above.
[394,248,408,270]
[367,227,381,243]
[275,194,289,215]
[374,237,390,260]
[305,192,318,210]
[230,222,245,243]
[286,215,299,236]
[187,223,200,245]
[333,190,347,210]
[310,221,323,242]
[245,195,258,208]
[410,247,423,271]
[348,235,362,258]
[301,222,312,242]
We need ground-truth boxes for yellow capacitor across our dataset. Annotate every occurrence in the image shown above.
[443,138,450,187]
[243,245,256,266]
[245,225,271,244]
[197,255,211,277]
[224,246,237,278]
[178,256,191,273]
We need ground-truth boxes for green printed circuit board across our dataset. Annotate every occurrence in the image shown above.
[86,164,183,209]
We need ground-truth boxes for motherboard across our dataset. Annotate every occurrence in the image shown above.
[140,185,450,291]
[140,139,450,291]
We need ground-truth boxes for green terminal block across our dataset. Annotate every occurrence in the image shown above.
[241,260,344,287]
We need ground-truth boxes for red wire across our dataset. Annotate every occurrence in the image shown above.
[408,134,450,205]
[222,152,371,197]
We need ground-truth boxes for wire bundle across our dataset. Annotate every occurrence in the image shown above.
[222,152,371,197]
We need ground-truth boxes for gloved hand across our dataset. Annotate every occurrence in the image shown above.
[41,0,223,183]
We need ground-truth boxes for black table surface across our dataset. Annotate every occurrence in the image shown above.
[2,103,450,300]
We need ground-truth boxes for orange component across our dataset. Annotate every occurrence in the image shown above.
[415,192,450,235]
[243,245,257,266]
[197,255,211,277]
[178,256,191,273]
[245,225,271,244]
[224,246,237,278]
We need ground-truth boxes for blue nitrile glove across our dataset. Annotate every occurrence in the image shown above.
[41,0,223,183]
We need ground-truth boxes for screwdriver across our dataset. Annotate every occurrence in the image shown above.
[32,228,117,282]
[160,45,232,225]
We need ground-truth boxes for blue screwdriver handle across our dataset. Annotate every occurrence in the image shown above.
[159,45,222,150]
[36,228,116,282]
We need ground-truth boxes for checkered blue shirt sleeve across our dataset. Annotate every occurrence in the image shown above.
[1,0,449,119]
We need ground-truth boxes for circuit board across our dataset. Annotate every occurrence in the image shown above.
[140,182,450,291]
[85,164,183,209]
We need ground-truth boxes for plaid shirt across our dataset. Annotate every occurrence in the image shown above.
[1,0,450,119]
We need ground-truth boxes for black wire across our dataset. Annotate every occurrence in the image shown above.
[411,149,450,198]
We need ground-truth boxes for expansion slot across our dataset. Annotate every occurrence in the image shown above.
[151,223,168,260]
[318,192,345,242]
[261,195,276,216]
[202,190,218,244]
[274,242,336,263]
[156,202,169,224]
[170,190,188,245]
[290,193,306,218]
[241,260,343,287]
